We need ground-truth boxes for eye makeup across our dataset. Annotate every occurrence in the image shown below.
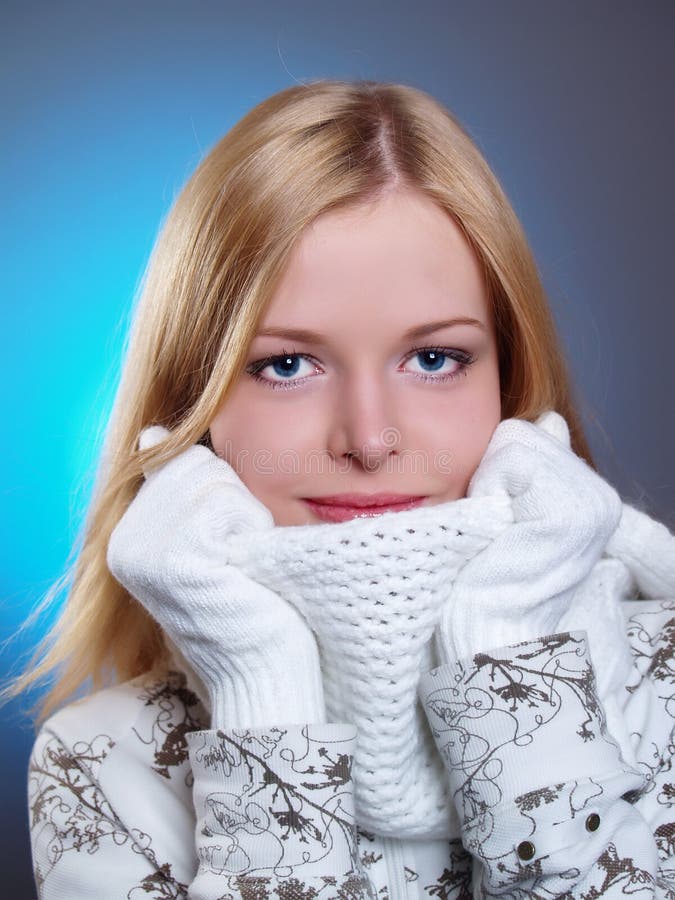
[245,344,477,391]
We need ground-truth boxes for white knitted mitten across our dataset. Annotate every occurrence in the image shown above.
[605,501,675,599]
[437,411,624,664]
[106,425,326,731]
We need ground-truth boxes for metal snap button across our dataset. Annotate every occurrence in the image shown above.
[516,840,536,861]
[585,813,601,832]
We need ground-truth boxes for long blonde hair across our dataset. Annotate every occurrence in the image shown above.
[2,79,596,726]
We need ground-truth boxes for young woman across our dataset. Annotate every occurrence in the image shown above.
[9,80,675,898]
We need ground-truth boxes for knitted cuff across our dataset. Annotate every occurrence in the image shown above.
[208,626,327,731]
[164,630,327,731]
[434,586,564,666]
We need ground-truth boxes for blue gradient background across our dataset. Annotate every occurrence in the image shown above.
[2,1,674,895]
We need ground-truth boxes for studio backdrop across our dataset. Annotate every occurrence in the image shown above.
[2,1,673,896]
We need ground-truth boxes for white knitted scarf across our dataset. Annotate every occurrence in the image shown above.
[166,482,675,841]
[230,493,512,840]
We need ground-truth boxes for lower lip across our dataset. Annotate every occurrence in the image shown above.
[302,497,427,523]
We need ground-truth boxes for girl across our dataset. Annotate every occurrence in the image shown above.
[9,79,675,898]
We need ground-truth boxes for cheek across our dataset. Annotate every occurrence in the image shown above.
[211,394,298,456]
[209,391,321,491]
[405,374,501,497]
[451,384,502,494]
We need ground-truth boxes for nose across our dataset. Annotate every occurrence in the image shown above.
[326,370,400,471]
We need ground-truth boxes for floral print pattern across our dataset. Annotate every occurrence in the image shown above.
[419,605,675,897]
[27,600,675,897]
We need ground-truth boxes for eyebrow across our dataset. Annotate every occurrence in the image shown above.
[255,317,487,343]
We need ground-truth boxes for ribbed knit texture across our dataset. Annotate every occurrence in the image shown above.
[107,426,327,734]
[435,411,625,665]
[225,493,514,839]
[145,412,675,842]
[215,493,674,842]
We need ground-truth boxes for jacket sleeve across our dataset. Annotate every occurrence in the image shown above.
[28,724,187,898]
[28,719,376,899]
[184,723,376,898]
[418,610,675,898]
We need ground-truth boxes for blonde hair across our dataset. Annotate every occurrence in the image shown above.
[2,79,597,726]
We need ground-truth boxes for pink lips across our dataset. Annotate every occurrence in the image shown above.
[302,493,427,523]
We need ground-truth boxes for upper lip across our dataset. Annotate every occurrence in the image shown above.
[302,493,426,508]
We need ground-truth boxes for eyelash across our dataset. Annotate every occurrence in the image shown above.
[245,345,476,391]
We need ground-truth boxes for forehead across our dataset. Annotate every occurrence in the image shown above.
[259,188,491,339]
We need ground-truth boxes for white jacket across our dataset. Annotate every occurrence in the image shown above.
[28,594,675,898]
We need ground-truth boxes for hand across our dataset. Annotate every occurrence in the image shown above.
[605,501,675,600]
[106,425,325,730]
[436,410,623,663]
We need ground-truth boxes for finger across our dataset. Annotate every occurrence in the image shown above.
[135,427,276,533]
[468,440,540,500]
[534,410,571,447]
[207,481,275,537]
[477,417,578,495]
[138,425,171,452]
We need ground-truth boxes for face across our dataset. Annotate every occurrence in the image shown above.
[209,187,502,525]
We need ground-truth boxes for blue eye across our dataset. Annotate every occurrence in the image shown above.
[402,347,474,380]
[410,349,448,372]
[246,349,320,389]
[267,355,303,378]
[246,345,475,391]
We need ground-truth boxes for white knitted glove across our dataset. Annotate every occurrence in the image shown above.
[106,425,326,731]
[604,501,675,599]
[436,411,623,663]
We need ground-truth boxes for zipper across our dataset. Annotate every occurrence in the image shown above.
[381,836,417,900]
